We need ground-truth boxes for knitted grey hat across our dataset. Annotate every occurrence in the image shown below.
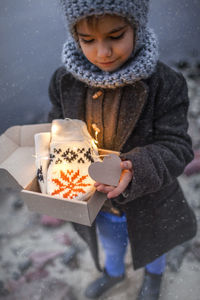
[61,0,149,51]
[60,0,159,88]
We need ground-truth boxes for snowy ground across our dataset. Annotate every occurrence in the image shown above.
[0,64,200,300]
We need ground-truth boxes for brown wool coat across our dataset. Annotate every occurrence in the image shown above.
[48,61,197,270]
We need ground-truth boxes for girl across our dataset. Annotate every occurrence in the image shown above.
[48,1,197,299]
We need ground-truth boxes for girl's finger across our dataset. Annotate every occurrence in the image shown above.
[94,182,101,187]
[96,184,115,194]
[120,160,133,170]
[107,170,132,198]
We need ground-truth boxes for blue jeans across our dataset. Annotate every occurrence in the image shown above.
[96,211,166,277]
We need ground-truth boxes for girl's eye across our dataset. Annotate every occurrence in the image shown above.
[110,32,125,40]
[81,39,94,44]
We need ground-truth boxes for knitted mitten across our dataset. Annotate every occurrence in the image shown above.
[34,132,51,194]
[47,119,99,201]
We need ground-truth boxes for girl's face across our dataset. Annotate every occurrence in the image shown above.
[76,15,135,72]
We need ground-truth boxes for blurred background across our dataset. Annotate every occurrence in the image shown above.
[0,0,200,134]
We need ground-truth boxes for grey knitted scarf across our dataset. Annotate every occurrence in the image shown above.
[62,28,158,89]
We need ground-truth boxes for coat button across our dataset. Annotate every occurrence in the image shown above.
[92,90,103,99]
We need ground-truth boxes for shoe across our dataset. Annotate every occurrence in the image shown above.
[137,270,162,300]
[84,269,125,299]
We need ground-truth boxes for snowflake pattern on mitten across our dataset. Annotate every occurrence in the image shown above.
[47,145,97,201]
[37,166,44,183]
[49,147,95,165]
[46,119,99,201]
[51,169,91,199]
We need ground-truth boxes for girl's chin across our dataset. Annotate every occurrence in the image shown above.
[96,63,122,72]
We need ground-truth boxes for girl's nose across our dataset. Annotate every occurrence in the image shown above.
[97,42,112,58]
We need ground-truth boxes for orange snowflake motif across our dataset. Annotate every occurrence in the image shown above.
[51,169,91,199]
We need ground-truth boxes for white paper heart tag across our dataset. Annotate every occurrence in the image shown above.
[88,154,121,186]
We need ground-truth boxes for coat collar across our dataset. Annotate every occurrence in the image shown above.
[60,73,86,121]
[114,81,148,151]
[60,74,148,151]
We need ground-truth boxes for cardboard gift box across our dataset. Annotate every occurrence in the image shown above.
[0,123,120,226]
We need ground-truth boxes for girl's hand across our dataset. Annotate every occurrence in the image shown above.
[94,160,133,199]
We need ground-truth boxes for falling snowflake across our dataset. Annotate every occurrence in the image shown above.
[51,169,91,199]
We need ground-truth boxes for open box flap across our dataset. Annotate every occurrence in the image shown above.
[0,123,51,189]
[0,129,19,164]
[3,125,21,146]
[0,169,22,190]
[0,147,35,189]
[20,123,51,146]
[87,191,107,223]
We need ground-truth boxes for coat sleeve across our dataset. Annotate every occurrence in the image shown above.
[119,70,194,202]
[48,67,66,122]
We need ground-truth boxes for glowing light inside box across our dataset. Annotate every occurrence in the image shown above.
[92,124,100,145]
[91,139,97,148]
[51,124,58,135]
[95,131,99,143]
[91,130,99,147]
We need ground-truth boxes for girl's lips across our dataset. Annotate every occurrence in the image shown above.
[98,59,117,65]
